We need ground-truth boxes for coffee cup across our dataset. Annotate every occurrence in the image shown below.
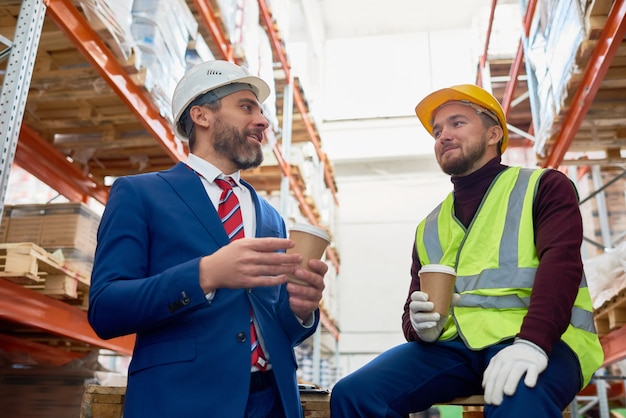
[418,264,457,315]
[286,223,330,285]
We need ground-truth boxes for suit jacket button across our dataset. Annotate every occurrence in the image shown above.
[236,332,247,342]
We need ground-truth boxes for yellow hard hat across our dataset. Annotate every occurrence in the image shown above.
[415,84,509,153]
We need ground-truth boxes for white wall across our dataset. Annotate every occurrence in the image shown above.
[314,29,485,381]
[332,163,451,375]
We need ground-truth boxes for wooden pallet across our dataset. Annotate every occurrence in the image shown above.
[594,286,626,338]
[0,242,90,308]
[80,385,331,418]
[300,391,330,417]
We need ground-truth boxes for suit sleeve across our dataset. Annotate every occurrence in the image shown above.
[88,176,209,339]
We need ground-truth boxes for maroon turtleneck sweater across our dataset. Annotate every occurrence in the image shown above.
[402,157,584,355]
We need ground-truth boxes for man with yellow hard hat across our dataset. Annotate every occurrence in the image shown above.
[330,84,603,417]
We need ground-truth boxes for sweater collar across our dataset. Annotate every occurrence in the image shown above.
[450,156,508,200]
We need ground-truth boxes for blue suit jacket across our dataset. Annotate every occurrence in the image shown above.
[88,162,319,417]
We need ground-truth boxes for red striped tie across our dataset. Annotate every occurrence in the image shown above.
[215,177,245,241]
[214,177,267,371]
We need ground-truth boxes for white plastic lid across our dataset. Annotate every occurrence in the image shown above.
[289,223,330,243]
[418,264,456,277]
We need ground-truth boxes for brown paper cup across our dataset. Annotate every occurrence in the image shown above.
[418,264,457,315]
[286,223,330,285]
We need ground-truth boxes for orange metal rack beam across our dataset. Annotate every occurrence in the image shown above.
[257,0,340,207]
[543,0,626,168]
[44,0,186,163]
[0,333,85,367]
[0,279,134,355]
[476,0,497,88]
[16,124,109,205]
[500,0,537,115]
[193,0,233,61]
[600,325,626,366]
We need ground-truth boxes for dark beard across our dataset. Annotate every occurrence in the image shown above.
[440,136,487,176]
[212,118,264,170]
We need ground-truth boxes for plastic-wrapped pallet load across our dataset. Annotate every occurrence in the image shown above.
[79,0,137,61]
[130,0,198,122]
[584,242,626,310]
[257,26,279,141]
[185,33,216,68]
[526,0,585,156]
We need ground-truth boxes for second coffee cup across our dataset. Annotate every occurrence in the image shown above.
[418,264,457,315]
[286,223,330,285]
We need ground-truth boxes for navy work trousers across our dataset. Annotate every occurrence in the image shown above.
[330,338,581,418]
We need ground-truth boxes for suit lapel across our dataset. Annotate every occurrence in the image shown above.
[158,162,230,245]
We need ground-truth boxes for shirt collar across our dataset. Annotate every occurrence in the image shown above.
[186,153,242,187]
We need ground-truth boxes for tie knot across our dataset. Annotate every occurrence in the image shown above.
[215,177,236,192]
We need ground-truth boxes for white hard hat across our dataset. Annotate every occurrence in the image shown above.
[172,60,271,140]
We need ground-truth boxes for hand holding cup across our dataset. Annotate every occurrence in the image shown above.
[418,264,457,315]
[286,223,330,285]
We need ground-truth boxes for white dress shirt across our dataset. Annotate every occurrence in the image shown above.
[185,153,271,371]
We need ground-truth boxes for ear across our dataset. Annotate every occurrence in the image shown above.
[189,105,211,130]
[487,125,503,147]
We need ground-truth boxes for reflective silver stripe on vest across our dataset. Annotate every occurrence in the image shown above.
[455,267,537,291]
[572,306,597,333]
[457,293,530,308]
[497,168,532,268]
[457,293,596,333]
[422,201,445,263]
[456,268,589,292]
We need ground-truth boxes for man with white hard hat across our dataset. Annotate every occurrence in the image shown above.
[330,84,603,417]
[89,60,327,418]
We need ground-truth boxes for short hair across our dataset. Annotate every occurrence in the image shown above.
[187,100,221,152]
[476,110,503,156]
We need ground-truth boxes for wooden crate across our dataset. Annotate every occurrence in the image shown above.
[300,390,330,417]
[80,385,331,418]
[81,385,126,418]
[0,242,90,307]
[594,286,626,338]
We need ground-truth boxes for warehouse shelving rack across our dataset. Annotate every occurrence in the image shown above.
[481,0,626,415]
[0,0,339,366]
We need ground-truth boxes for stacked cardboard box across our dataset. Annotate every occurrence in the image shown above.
[1,202,101,279]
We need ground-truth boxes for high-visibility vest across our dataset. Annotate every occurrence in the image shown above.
[415,166,603,386]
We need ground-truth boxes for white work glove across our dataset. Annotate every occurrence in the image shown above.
[482,338,548,405]
[409,291,459,343]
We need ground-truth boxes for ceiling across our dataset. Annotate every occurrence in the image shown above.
[316,0,503,39]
